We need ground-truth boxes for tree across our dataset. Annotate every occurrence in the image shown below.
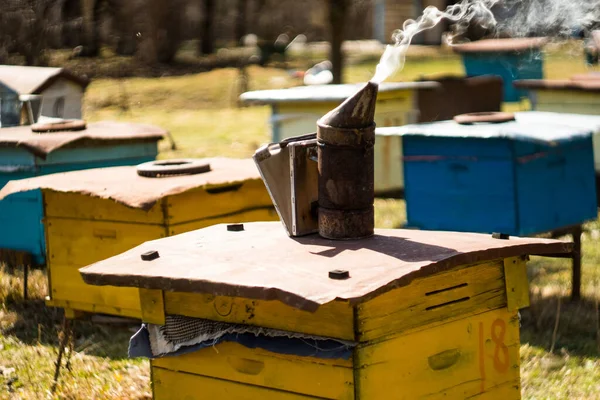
[234,0,248,45]
[327,0,348,84]
[199,0,216,55]
[0,0,53,65]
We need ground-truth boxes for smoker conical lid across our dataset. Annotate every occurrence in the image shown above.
[318,81,378,128]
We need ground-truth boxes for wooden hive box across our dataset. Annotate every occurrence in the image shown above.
[80,222,571,399]
[240,82,439,196]
[0,159,278,319]
[453,38,547,103]
[0,122,166,265]
[515,76,600,116]
[378,112,598,236]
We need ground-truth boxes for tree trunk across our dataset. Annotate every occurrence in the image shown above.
[328,0,348,84]
[199,0,216,55]
[234,0,247,45]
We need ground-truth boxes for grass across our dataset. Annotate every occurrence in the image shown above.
[2,41,600,398]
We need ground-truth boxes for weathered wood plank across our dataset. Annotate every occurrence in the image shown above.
[357,260,507,341]
[139,288,165,325]
[167,207,278,235]
[504,256,530,312]
[164,292,354,341]
[165,179,274,224]
[46,296,140,319]
[153,341,353,399]
[44,191,164,223]
[356,308,521,399]
[46,218,166,267]
[152,367,323,400]
[49,264,141,316]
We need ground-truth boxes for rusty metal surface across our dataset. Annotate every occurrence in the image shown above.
[318,207,374,240]
[317,82,377,239]
[452,37,547,53]
[0,121,166,158]
[454,111,515,125]
[0,65,89,95]
[514,79,600,92]
[417,75,503,123]
[79,221,573,311]
[317,143,374,210]
[0,158,266,210]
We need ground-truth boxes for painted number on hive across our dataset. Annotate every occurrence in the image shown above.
[478,317,510,392]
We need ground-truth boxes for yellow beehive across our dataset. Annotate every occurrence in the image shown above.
[0,159,277,319]
[80,222,571,399]
[515,77,600,115]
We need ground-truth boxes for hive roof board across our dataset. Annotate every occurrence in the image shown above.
[240,82,439,104]
[0,65,89,95]
[80,221,571,312]
[452,37,547,53]
[514,78,600,92]
[376,111,594,143]
[0,121,166,158]
[0,158,261,211]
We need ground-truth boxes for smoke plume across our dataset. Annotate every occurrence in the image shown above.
[371,0,600,84]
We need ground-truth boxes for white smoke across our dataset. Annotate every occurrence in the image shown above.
[371,0,600,84]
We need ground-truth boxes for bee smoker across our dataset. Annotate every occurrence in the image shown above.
[254,82,378,240]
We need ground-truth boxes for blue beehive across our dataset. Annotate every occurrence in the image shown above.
[0,121,166,265]
[453,38,546,103]
[378,112,597,236]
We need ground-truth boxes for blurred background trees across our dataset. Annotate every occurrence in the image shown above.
[0,0,373,66]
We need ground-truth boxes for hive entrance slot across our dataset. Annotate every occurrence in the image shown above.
[425,282,468,296]
[425,297,470,311]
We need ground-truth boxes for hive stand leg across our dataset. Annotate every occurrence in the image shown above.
[23,264,28,301]
[51,315,75,394]
[571,225,583,302]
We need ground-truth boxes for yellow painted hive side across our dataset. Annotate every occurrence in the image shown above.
[165,178,276,226]
[534,90,600,115]
[168,207,279,236]
[357,259,508,342]
[151,341,354,400]
[45,176,278,319]
[355,307,521,399]
[141,289,354,399]
[354,256,530,399]
[44,191,169,318]
[162,291,354,341]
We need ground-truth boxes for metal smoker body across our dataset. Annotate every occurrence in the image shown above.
[317,82,378,239]
[254,81,379,240]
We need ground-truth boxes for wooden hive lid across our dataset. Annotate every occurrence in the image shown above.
[239,81,438,104]
[452,37,547,53]
[80,221,571,311]
[0,158,263,210]
[0,121,166,159]
[376,111,593,144]
[0,65,89,95]
[514,78,600,92]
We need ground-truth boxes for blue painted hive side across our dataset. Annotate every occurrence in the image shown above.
[462,51,544,102]
[403,134,597,236]
[0,142,159,266]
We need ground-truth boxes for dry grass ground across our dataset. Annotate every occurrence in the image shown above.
[2,40,600,399]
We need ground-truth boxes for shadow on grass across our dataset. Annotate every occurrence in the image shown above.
[520,293,599,358]
[1,264,139,361]
[2,297,138,361]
